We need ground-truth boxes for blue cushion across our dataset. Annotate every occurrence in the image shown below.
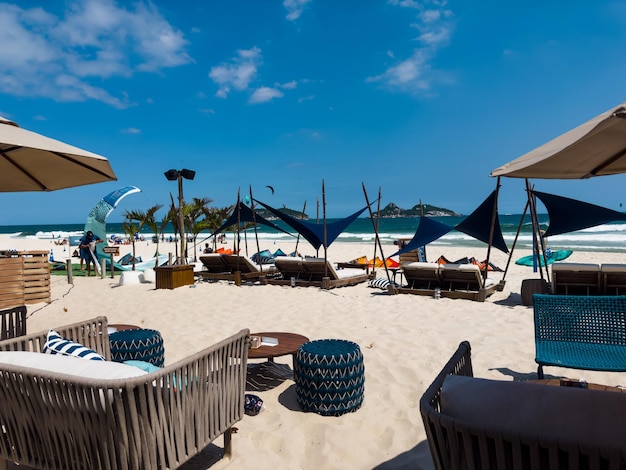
[43,329,105,361]
[124,360,162,373]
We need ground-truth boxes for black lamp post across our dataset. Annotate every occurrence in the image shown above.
[164,169,195,263]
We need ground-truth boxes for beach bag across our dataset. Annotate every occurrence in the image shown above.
[244,394,263,416]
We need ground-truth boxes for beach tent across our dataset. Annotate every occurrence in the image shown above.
[491,100,626,282]
[490,101,626,179]
[253,199,370,251]
[0,116,117,192]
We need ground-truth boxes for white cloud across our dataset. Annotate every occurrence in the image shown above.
[283,0,311,21]
[297,95,315,103]
[249,86,284,104]
[0,0,192,108]
[368,1,454,95]
[209,47,262,98]
[121,127,141,134]
[277,80,297,89]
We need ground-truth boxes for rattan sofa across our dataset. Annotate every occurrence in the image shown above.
[0,316,249,469]
[420,341,626,469]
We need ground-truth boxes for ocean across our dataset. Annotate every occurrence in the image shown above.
[3,214,626,253]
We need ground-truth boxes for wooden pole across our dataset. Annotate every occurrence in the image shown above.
[294,201,307,257]
[371,187,382,275]
[483,178,500,283]
[249,186,264,273]
[322,180,328,278]
[362,183,394,292]
[501,198,530,283]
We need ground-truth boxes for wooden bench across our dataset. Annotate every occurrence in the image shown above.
[533,294,626,378]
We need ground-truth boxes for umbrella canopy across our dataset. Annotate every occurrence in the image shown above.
[0,116,117,191]
[491,101,626,179]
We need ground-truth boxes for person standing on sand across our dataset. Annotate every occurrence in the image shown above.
[78,231,103,276]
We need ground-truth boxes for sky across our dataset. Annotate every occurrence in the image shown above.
[2,0,626,225]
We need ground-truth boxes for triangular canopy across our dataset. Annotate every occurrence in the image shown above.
[491,101,626,179]
[254,199,369,250]
[388,217,453,258]
[455,190,509,254]
[210,201,291,238]
[533,190,626,237]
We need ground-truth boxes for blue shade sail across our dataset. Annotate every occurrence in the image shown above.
[532,190,626,238]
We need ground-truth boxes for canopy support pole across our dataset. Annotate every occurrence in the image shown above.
[501,198,530,282]
[484,177,500,284]
[362,183,393,292]
[249,186,264,274]
[322,180,328,278]
[371,187,382,276]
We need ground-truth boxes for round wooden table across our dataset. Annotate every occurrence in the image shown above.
[248,332,309,366]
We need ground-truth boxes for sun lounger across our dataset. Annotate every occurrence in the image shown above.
[268,257,369,289]
[601,264,626,295]
[0,305,26,340]
[395,262,441,296]
[0,316,249,469]
[199,254,230,273]
[199,254,270,284]
[438,263,497,301]
[551,262,601,295]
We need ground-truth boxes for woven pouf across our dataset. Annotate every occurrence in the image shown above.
[294,339,364,416]
[109,328,164,367]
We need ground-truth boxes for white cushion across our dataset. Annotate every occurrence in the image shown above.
[0,351,147,380]
[552,262,600,272]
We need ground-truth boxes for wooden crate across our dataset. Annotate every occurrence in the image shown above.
[155,265,194,289]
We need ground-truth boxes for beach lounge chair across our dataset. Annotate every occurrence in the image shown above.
[0,316,249,469]
[601,264,626,295]
[199,253,230,274]
[199,254,270,285]
[438,263,498,301]
[551,262,601,295]
[268,257,369,289]
[396,262,441,295]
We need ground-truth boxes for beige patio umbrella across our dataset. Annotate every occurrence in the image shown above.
[0,116,117,192]
[491,101,626,179]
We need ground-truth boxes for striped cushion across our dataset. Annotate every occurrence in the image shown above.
[43,329,105,361]
[368,277,399,290]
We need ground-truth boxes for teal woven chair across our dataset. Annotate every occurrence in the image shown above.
[533,294,626,378]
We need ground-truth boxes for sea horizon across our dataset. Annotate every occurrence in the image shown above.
[3,213,626,254]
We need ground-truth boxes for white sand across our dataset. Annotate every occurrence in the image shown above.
[5,234,626,469]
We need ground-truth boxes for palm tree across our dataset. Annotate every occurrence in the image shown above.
[133,204,163,268]
[122,213,139,271]
[185,197,213,261]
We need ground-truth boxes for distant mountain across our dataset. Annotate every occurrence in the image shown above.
[256,207,309,220]
[378,203,459,218]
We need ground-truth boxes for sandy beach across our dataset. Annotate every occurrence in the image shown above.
[5,233,626,470]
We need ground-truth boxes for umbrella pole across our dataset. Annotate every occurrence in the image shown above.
[526,180,549,282]
[362,183,393,291]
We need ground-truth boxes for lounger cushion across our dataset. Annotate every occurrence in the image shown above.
[0,351,148,380]
[43,329,105,361]
[440,374,626,451]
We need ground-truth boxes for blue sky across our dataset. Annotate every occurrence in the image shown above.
[2,0,626,224]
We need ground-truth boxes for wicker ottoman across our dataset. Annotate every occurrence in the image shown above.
[294,339,364,416]
[109,328,165,367]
